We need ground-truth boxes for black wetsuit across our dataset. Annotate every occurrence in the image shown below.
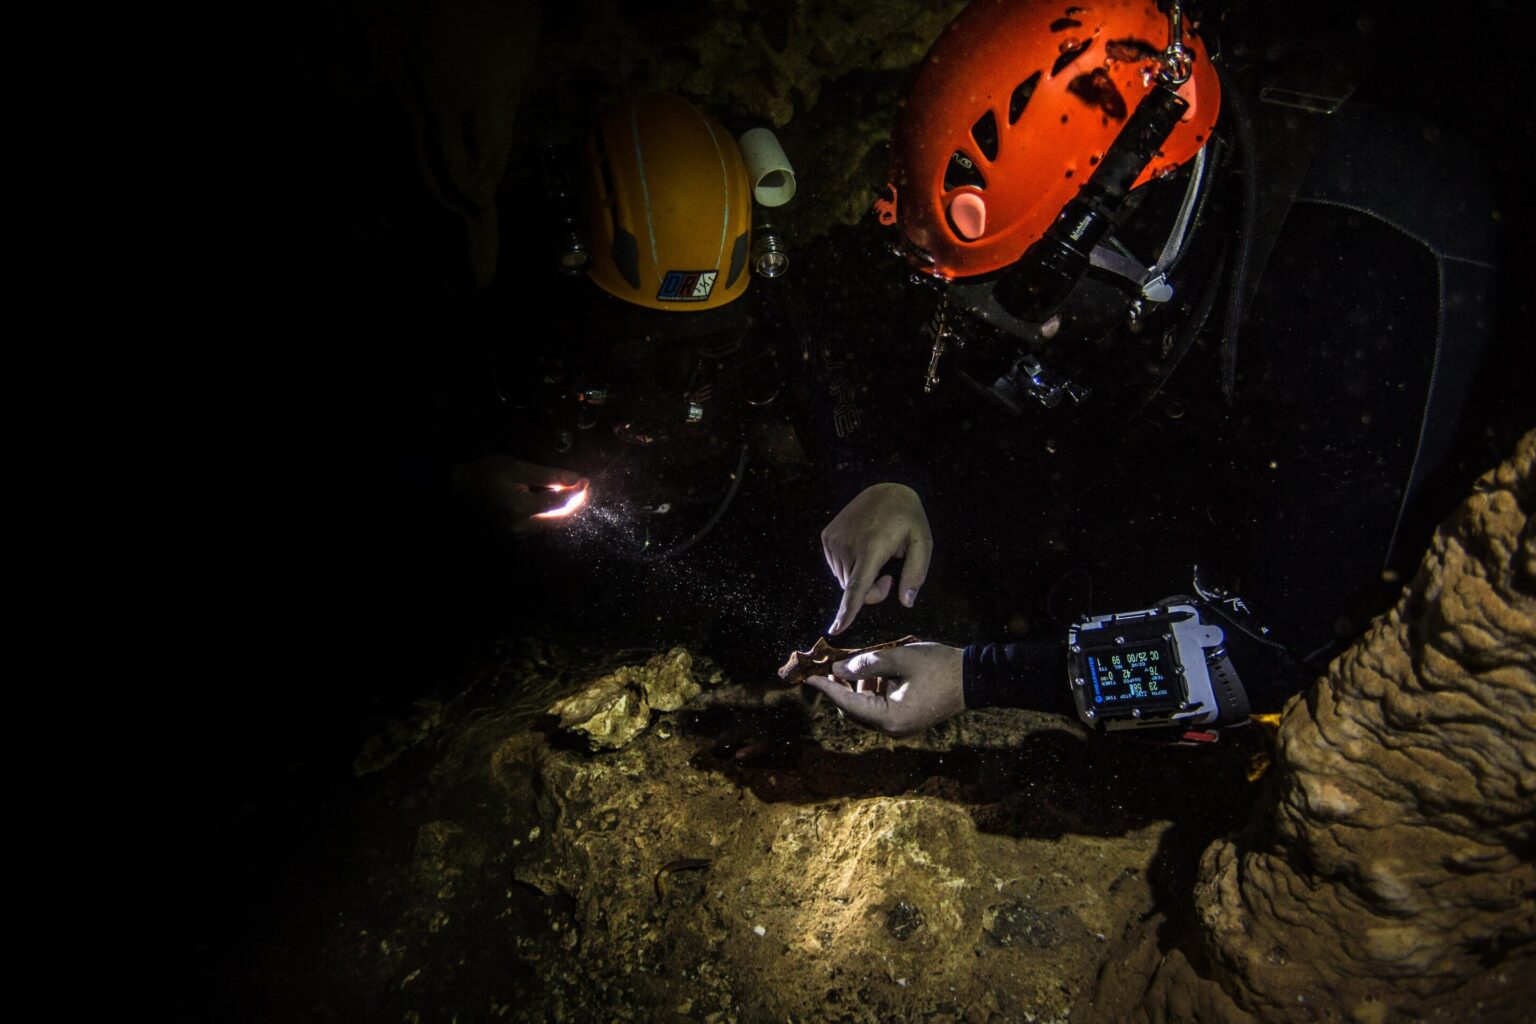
[796,83,1502,720]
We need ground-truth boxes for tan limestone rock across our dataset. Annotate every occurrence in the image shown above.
[1086,430,1536,1023]
[548,646,705,749]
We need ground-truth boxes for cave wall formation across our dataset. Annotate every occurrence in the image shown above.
[1088,431,1536,1023]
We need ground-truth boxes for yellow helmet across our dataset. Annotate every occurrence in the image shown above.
[577,93,755,312]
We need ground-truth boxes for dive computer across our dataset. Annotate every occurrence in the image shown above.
[1066,601,1250,733]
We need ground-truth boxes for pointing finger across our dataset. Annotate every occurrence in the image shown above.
[822,534,849,588]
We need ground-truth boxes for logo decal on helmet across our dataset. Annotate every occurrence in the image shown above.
[657,270,718,302]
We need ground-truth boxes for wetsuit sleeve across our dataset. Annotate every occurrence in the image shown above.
[963,640,1074,717]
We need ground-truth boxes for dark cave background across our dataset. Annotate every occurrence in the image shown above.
[115,1,1534,1019]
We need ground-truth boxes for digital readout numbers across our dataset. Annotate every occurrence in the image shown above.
[1088,646,1170,704]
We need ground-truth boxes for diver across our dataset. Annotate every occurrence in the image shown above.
[797,0,1501,740]
[458,91,799,563]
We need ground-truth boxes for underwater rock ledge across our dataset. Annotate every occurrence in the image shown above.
[1086,430,1536,1024]
[321,630,1265,1023]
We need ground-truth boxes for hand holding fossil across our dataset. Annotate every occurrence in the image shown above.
[802,642,966,738]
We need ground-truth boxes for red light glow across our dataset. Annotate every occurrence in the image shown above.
[533,482,590,520]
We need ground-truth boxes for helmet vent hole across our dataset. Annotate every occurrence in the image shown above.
[1067,68,1128,121]
[726,231,749,288]
[1008,71,1042,125]
[1105,38,1161,63]
[612,228,641,290]
[1051,37,1093,77]
[592,136,615,201]
[593,143,621,238]
[943,151,987,192]
[970,111,999,162]
[599,159,615,203]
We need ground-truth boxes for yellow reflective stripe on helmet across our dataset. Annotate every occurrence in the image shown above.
[630,99,660,274]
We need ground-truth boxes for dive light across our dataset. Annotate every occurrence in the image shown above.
[993,0,1198,322]
[993,80,1190,322]
[751,213,789,278]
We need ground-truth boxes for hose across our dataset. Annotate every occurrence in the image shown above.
[1217,61,1260,404]
[625,443,750,562]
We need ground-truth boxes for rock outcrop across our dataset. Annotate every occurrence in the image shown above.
[1087,431,1536,1023]
[549,646,707,750]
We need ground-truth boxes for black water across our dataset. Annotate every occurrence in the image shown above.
[133,1,1535,1020]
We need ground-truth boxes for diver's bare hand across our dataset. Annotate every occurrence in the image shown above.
[452,455,588,534]
[804,642,964,738]
[821,483,932,635]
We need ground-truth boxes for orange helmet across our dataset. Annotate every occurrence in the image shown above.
[577,93,755,312]
[887,0,1221,280]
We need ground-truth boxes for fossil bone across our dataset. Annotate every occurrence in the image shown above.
[777,635,921,686]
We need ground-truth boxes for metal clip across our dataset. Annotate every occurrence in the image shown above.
[1141,273,1173,303]
[922,297,953,394]
[1159,0,1193,86]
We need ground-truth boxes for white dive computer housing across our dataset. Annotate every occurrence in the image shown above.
[1066,601,1250,733]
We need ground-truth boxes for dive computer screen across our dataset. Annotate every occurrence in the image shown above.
[1082,638,1181,715]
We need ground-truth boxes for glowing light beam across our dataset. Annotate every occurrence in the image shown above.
[533,482,590,520]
